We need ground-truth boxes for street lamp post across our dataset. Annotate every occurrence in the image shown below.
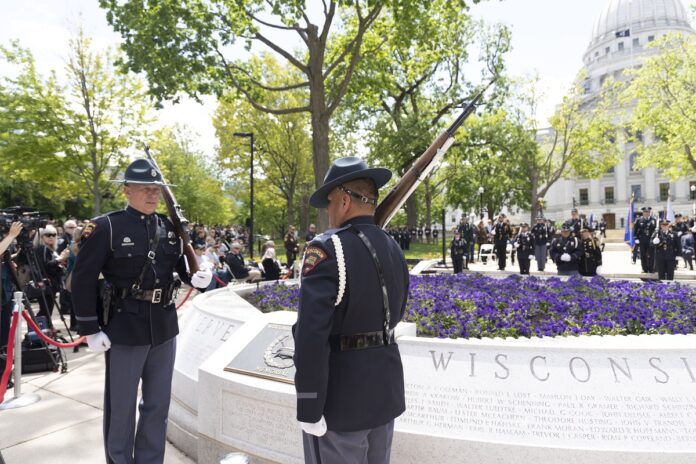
[478,186,484,220]
[234,132,254,259]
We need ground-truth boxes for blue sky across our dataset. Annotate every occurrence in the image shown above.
[2,0,693,156]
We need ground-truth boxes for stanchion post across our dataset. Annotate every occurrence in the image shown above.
[0,292,41,410]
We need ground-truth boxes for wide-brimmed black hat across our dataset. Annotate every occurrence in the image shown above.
[114,159,169,185]
[309,157,391,208]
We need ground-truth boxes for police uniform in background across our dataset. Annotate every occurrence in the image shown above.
[293,157,409,464]
[579,228,603,277]
[564,208,582,238]
[651,220,680,280]
[634,207,657,273]
[72,159,211,464]
[514,224,534,275]
[531,216,549,271]
[492,215,511,271]
[550,225,582,276]
[450,232,466,273]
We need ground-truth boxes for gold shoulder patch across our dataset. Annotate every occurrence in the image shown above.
[302,245,328,276]
[81,221,97,241]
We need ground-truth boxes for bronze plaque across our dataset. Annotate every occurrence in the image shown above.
[225,323,296,384]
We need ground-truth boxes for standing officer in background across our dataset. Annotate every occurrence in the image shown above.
[305,224,317,243]
[293,157,409,464]
[651,219,680,280]
[492,213,511,271]
[634,207,657,273]
[564,208,582,238]
[531,216,549,272]
[514,223,534,275]
[579,227,603,276]
[450,231,466,273]
[72,159,212,464]
[550,224,582,276]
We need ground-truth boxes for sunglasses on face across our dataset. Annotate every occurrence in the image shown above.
[44,234,57,237]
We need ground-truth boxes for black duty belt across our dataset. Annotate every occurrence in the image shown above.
[117,286,172,304]
[330,330,395,352]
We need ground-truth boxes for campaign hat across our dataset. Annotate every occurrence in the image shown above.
[309,157,391,208]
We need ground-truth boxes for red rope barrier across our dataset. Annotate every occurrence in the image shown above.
[0,311,19,404]
[213,274,228,287]
[21,312,85,348]
[176,287,194,310]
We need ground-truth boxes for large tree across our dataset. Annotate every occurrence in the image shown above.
[99,0,476,229]
[619,32,696,178]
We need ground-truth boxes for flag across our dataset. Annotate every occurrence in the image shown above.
[624,197,635,247]
[666,193,675,223]
[615,29,631,38]
[589,212,594,229]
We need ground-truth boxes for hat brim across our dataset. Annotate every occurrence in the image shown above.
[111,179,173,187]
[309,168,392,208]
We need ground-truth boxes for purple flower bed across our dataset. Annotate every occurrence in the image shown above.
[246,275,696,338]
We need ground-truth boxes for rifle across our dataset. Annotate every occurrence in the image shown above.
[144,145,199,274]
[374,78,497,228]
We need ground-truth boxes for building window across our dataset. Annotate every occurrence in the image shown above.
[606,166,615,174]
[600,74,607,86]
[605,46,610,54]
[618,42,624,51]
[621,217,625,228]
[579,188,589,206]
[648,35,655,42]
[605,187,615,204]
[629,152,639,171]
[633,38,640,47]
[659,183,670,201]
[690,181,696,200]
[631,185,642,201]
[594,51,599,57]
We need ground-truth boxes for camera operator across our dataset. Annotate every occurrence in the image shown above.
[0,222,22,350]
[34,225,68,320]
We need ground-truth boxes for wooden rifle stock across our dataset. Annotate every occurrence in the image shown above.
[144,146,199,274]
[374,79,496,228]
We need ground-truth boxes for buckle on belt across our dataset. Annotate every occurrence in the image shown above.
[152,289,162,304]
[147,250,156,260]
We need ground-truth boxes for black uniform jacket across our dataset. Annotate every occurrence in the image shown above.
[293,215,409,432]
[550,236,582,272]
[72,206,189,346]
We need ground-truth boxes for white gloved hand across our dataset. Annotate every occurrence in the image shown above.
[634,239,639,244]
[191,269,213,288]
[514,242,520,248]
[652,237,660,245]
[491,229,496,236]
[86,331,111,353]
[560,253,571,262]
[300,416,327,437]
[596,266,603,275]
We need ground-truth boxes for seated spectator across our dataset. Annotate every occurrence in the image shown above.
[261,247,282,281]
[225,241,262,282]
[194,242,216,291]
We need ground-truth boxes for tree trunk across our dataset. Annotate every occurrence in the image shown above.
[299,192,310,236]
[287,188,295,228]
[424,179,432,227]
[406,196,418,228]
[91,148,101,216]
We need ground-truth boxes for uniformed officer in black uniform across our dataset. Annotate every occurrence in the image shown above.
[492,214,511,270]
[514,223,534,275]
[564,208,583,238]
[651,219,681,280]
[72,159,212,464]
[579,227,603,277]
[634,207,657,272]
[550,224,582,276]
[450,231,466,273]
[293,157,409,464]
[531,216,549,271]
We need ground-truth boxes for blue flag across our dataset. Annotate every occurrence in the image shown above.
[624,199,635,247]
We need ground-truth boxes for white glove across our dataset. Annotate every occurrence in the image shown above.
[86,331,111,353]
[596,266,603,275]
[514,242,520,248]
[652,237,660,245]
[561,253,571,262]
[300,416,327,437]
[191,269,213,288]
[491,229,496,236]
[634,239,639,244]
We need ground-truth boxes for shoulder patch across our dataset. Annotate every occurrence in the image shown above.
[302,245,328,276]
[81,221,97,241]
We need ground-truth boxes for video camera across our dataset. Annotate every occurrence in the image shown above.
[0,206,50,245]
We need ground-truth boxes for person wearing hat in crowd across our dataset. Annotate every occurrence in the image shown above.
[450,231,467,273]
[579,227,603,277]
[680,229,694,271]
[71,158,214,464]
[531,216,550,272]
[514,223,534,275]
[673,213,689,237]
[550,224,582,276]
[33,224,69,323]
[293,156,409,464]
[57,219,77,254]
[564,208,583,239]
[634,206,657,272]
[225,240,263,282]
[651,219,681,280]
[492,213,512,271]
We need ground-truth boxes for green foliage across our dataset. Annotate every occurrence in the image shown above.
[618,32,696,177]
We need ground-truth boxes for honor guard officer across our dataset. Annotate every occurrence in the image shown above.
[293,157,409,464]
[531,216,549,272]
[492,214,512,271]
[550,224,582,276]
[564,208,583,238]
[651,219,681,281]
[450,231,466,273]
[579,227,603,277]
[71,159,213,464]
[634,207,657,273]
[514,223,534,275]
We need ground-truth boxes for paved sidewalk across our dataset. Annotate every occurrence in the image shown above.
[0,292,197,464]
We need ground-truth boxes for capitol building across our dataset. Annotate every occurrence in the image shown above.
[541,0,695,229]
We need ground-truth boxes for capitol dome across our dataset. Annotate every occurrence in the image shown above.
[590,0,691,46]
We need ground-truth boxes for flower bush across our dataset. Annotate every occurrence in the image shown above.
[245,275,696,338]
